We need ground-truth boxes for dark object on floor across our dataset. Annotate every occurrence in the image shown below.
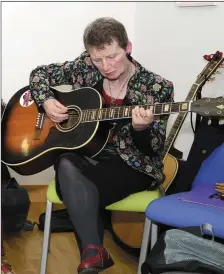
[1,177,31,233]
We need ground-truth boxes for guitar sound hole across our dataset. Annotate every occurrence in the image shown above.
[58,106,81,131]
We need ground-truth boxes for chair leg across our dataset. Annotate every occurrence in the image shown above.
[40,200,52,274]
[150,222,158,250]
[48,203,53,252]
[137,218,152,274]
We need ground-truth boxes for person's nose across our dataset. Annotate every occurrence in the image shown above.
[102,59,110,72]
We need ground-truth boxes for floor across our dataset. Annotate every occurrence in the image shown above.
[2,186,139,274]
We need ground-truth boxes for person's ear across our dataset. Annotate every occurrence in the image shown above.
[126,41,132,55]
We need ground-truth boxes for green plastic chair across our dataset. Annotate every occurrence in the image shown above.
[40,179,161,274]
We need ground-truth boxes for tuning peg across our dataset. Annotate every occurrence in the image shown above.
[208,77,216,82]
[217,51,223,57]
[203,54,212,61]
[203,51,223,61]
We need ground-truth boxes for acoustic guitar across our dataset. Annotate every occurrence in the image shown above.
[110,51,224,249]
[1,83,223,177]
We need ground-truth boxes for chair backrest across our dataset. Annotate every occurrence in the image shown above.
[192,143,224,189]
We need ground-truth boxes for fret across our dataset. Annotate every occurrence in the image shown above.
[95,109,99,121]
[82,110,86,122]
[118,107,122,119]
[91,110,96,121]
[84,110,87,121]
[106,108,110,119]
[84,110,88,122]
[123,107,129,117]
[87,110,92,121]
[109,108,115,119]
[113,107,118,119]
[102,108,106,120]
[98,109,102,120]
[83,110,87,121]
[114,107,118,118]
[103,108,107,120]
[117,107,122,119]
[115,107,119,118]
[84,110,88,121]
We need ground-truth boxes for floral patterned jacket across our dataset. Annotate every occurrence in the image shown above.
[29,51,174,184]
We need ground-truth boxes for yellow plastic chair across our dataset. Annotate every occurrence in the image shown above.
[40,179,161,274]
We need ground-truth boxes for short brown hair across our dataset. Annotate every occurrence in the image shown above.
[83,17,129,51]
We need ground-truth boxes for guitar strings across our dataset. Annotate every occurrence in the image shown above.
[66,102,185,118]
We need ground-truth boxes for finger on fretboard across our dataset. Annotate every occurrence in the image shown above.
[215,182,224,195]
[216,183,224,186]
[215,188,224,195]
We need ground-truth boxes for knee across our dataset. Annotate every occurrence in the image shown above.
[58,155,73,171]
[56,152,81,173]
[56,153,99,198]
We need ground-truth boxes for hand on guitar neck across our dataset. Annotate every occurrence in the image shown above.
[43,99,68,123]
[215,183,224,195]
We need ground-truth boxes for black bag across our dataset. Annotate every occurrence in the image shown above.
[1,177,31,233]
[38,209,74,232]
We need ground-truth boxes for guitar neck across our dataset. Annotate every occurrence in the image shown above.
[162,55,224,158]
[81,101,190,123]
[161,84,200,158]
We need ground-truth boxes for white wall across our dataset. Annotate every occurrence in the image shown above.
[2,2,224,185]
[2,2,136,102]
[134,2,224,159]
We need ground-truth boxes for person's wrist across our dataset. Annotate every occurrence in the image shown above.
[131,123,148,131]
[42,97,54,107]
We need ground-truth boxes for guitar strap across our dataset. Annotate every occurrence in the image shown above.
[194,88,202,133]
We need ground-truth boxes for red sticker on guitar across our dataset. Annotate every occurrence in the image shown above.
[20,90,34,107]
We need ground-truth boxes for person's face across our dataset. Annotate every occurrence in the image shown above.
[89,39,132,80]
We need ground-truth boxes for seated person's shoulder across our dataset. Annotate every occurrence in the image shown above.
[141,67,173,88]
[74,51,94,68]
[140,67,174,101]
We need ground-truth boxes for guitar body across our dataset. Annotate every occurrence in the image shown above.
[162,153,179,191]
[1,86,112,175]
[110,153,178,248]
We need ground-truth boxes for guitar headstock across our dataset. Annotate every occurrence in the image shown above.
[196,51,224,85]
[204,51,224,82]
[191,97,224,117]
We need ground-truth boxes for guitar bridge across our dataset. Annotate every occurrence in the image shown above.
[33,113,44,140]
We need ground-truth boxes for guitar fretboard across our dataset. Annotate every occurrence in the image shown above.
[81,101,190,123]
[162,83,199,158]
[162,55,224,158]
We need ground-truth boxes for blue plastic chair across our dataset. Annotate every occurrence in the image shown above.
[138,143,224,273]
